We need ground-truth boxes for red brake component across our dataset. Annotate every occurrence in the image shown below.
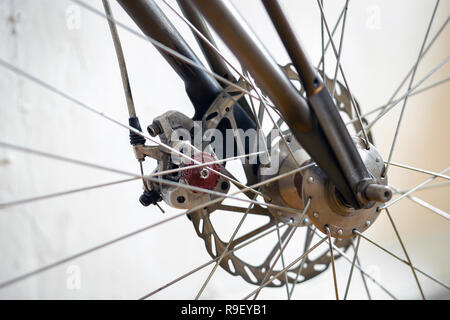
[182,152,221,191]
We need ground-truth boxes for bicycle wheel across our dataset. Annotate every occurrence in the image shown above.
[0,0,448,300]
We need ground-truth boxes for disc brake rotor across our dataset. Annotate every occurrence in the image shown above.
[184,64,373,287]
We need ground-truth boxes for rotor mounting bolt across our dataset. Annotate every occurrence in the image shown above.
[307,176,314,184]
[337,229,343,236]
[183,153,221,190]
[365,220,371,227]
[200,168,210,179]
[313,212,319,218]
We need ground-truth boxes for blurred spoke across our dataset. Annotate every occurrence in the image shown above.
[195,200,253,300]
[354,230,449,290]
[343,235,361,300]
[383,0,440,176]
[243,236,328,300]
[0,177,139,209]
[381,167,450,209]
[139,221,289,299]
[326,226,339,300]
[385,209,425,299]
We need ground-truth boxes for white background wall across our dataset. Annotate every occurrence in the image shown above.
[0,0,449,299]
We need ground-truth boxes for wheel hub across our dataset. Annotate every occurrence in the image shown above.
[301,137,388,238]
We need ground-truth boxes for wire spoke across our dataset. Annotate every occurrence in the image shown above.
[348,73,450,128]
[354,230,450,290]
[403,76,450,98]
[245,73,301,168]
[216,204,269,216]
[288,226,315,298]
[381,167,450,210]
[390,184,449,220]
[252,227,296,300]
[0,58,268,199]
[0,141,264,209]
[317,3,347,70]
[386,161,450,180]
[143,175,300,216]
[381,16,449,114]
[312,229,398,299]
[0,141,137,177]
[362,56,450,133]
[71,0,277,107]
[139,221,289,299]
[276,222,291,300]
[73,0,304,175]
[243,236,328,300]
[0,209,190,290]
[383,0,440,177]
[162,0,273,162]
[320,0,325,78]
[331,0,349,97]
[350,239,372,300]
[316,0,370,148]
[343,235,360,299]
[195,200,254,300]
[395,181,450,194]
[385,209,425,299]
[0,160,314,290]
[162,0,243,83]
[407,195,449,220]
[252,198,311,300]
[0,177,139,209]
[1,0,446,302]
[325,226,339,300]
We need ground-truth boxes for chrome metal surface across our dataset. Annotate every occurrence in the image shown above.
[303,138,387,238]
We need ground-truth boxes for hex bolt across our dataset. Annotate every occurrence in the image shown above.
[177,196,186,203]
[313,212,319,218]
[307,176,314,184]
[337,229,343,236]
[365,220,371,227]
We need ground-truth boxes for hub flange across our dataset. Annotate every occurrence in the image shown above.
[301,137,388,239]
